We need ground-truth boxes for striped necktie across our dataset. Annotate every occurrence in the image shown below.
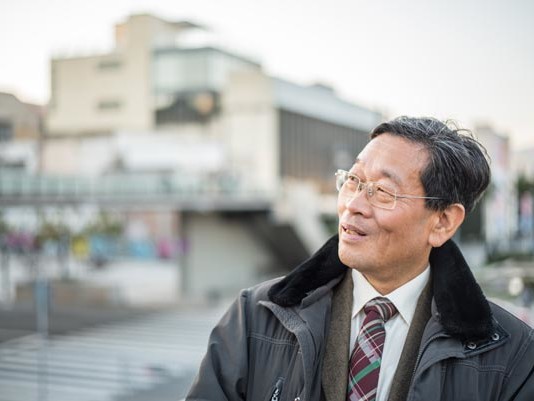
[347,297,398,401]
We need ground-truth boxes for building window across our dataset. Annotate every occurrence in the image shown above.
[278,109,368,192]
[0,120,13,141]
[97,100,122,111]
[98,59,122,71]
[155,91,219,125]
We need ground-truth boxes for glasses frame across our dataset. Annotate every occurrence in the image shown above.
[335,169,443,210]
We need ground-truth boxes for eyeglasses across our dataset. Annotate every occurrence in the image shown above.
[335,169,442,210]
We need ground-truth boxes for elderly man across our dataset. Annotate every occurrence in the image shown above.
[186,116,534,401]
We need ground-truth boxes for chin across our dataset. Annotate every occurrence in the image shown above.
[339,240,376,273]
[338,243,358,268]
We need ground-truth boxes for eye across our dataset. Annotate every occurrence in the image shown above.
[347,174,358,183]
[376,186,387,193]
[374,184,395,200]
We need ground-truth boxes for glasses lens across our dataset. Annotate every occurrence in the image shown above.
[335,170,348,191]
[336,171,360,201]
[369,184,396,209]
[335,170,397,210]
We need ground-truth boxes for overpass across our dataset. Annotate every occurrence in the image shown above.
[0,170,331,300]
[0,169,272,211]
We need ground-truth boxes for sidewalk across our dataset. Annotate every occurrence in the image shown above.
[1,254,181,309]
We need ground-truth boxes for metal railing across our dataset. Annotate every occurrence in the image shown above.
[0,170,274,210]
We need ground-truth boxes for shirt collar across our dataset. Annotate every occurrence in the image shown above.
[351,266,430,326]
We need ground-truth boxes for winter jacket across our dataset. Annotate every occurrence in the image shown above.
[186,236,534,401]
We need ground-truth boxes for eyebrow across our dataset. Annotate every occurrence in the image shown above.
[354,158,403,187]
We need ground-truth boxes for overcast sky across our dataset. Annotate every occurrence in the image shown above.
[1,0,533,149]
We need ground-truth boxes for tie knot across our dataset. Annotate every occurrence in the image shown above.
[364,297,397,322]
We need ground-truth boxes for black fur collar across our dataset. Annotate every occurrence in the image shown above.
[268,235,493,340]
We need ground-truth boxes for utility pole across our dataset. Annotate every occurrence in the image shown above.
[35,134,49,401]
[35,252,49,401]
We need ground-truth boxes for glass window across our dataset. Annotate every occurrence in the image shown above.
[97,100,122,111]
[98,59,122,71]
[0,120,13,141]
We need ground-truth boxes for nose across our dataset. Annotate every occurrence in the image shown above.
[343,184,372,214]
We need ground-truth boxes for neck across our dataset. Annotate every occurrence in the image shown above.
[362,262,429,295]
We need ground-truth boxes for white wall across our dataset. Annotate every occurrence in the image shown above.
[182,213,275,299]
[222,70,279,195]
[47,14,185,135]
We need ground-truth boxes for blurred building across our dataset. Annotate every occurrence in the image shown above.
[47,15,203,134]
[461,125,517,260]
[0,92,44,172]
[44,13,380,190]
[513,147,534,245]
[514,147,534,180]
[36,13,384,299]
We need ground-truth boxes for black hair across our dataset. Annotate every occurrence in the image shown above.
[371,116,491,212]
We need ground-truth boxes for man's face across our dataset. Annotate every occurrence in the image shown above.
[337,133,439,289]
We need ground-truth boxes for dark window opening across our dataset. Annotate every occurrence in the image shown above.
[0,120,13,141]
[98,59,122,71]
[97,100,122,111]
[155,91,220,125]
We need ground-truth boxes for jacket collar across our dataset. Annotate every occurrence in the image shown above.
[268,235,493,341]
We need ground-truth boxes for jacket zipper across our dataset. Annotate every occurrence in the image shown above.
[270,378,284,401]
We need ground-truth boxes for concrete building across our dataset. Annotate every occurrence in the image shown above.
[476,126,517,256]
[44,13,380,190]
[40,13,382,299]
[47,14,203,135]
[0,92,44,172]
[0,92,43,142]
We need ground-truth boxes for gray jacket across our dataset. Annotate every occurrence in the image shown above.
[186,236,534,401]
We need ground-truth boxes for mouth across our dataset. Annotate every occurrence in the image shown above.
[341,223,367,237]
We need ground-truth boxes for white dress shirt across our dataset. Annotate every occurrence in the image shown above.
[349,266,430,401]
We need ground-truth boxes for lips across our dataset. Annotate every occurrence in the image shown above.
[341,223,367,237]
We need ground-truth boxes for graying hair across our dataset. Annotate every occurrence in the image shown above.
[370,116,491,212]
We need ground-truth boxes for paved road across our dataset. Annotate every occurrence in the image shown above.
[0,303,148,343]
[0,303,227,401]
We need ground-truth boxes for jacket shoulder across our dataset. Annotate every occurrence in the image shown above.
[489,301,533,337]
[488,301,534,400]
[241,276,285,304]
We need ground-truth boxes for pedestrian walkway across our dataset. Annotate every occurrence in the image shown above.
[0,304,227,401]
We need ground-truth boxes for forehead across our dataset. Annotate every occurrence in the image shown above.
[353,134,429,185]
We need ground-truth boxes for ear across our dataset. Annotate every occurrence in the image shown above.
[428,203,465,248]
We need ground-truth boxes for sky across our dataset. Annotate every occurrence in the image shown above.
[1,0,533,149]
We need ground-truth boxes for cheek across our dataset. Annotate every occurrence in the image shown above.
[373,211,400,231]
[373,211,414,241]
[337,198,346,218]
[377,211,434,247]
